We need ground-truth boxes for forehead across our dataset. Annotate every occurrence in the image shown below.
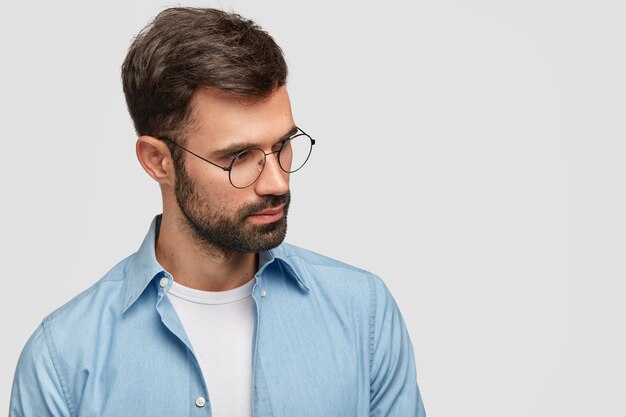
[188,85,295,148]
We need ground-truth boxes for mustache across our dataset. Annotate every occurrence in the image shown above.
[239,191,291,218]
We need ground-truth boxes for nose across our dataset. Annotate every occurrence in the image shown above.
[254,152,289,196]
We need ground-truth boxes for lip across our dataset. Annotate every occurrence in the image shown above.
[248,204,286,223]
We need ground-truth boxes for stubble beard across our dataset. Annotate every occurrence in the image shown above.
[174,163,290,254]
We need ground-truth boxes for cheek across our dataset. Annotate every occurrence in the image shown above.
[185,160,266,212]
[186,162,230,194]
[193,176,253,213]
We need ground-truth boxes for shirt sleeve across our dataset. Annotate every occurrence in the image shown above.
[369,275,426,417]
[10,323,73,417]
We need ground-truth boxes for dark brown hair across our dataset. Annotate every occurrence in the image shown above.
[121,7,288,141]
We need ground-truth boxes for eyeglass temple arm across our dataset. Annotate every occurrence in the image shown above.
[295,127,315,146]
[159,136,231,172]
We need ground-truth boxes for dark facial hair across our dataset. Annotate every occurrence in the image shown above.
[174,159,290,253]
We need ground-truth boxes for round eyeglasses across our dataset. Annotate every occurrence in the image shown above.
[160,127,315,189]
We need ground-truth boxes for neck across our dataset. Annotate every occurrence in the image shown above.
[155,212,257,291]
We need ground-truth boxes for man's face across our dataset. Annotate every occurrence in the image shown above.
[172,86,294,253]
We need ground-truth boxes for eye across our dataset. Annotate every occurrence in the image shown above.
[230,149,255,165]
[226,148,245,160]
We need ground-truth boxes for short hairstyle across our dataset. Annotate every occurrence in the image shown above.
[121,7,288,140]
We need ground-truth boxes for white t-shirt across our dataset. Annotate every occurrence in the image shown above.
[167,277,256,417]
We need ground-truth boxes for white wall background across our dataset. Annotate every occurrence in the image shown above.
[1,1,625,416]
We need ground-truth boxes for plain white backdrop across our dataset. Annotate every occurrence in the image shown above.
[1,0,625,416]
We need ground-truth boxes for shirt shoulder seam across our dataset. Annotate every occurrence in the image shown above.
[42,316,78,417]
[282,253,371,274]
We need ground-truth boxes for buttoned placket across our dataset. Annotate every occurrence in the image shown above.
[251,272,268,417]
[154,272,213,415]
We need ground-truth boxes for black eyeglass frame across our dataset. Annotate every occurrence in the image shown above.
[159,126,315,189]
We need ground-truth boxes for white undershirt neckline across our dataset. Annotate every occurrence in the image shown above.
[168,277,256,305]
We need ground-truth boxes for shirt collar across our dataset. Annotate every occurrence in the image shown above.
[259,244,311,293]
[122,214,309,313]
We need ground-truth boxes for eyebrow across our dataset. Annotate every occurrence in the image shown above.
[212,125,299,158]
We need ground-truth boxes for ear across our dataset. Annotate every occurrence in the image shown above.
[136,136,176,187]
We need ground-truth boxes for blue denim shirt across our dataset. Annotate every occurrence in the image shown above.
[10,215,425,417]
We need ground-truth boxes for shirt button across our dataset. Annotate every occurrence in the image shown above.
[260,290,267,297]
[195,396,206,407]
[159,277,169,288]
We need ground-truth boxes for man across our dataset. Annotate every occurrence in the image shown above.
[10,7,425,417]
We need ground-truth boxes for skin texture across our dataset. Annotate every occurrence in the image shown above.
[136,86,295,291]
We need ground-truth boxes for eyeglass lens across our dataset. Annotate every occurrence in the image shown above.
[229,134,313,188]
